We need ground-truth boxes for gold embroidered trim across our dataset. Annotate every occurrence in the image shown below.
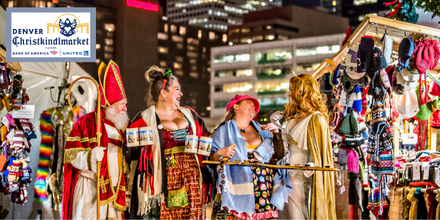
[66,137,97,143]
[64,148,91,164]
[87,150,92,171]
[120,186,126,191]
[113,200,127,211]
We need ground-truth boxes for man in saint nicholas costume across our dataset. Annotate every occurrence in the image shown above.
[62,60,130,220]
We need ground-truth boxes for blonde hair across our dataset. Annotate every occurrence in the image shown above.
[284,74,328,121]
[211,108,236,137]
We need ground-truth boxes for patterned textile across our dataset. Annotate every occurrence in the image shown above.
[211,154,278,220]
[159,128,202,220]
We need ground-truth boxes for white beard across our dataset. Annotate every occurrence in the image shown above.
[103,106,129,132]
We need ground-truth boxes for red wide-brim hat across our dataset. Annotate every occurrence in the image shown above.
[226,94,260,113]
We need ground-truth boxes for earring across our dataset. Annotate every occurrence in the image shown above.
[164,99,166,102]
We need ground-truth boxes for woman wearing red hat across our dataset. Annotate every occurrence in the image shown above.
[210,94,284,219]
[279,74,336,219]
[126,66,211,219]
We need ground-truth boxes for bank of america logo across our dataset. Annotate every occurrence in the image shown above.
[51,50,58,55]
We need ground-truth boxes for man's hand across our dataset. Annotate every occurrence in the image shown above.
[93,147,106,162]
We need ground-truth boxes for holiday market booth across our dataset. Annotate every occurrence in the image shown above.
[0,42,97,218]
[313,14,440,219]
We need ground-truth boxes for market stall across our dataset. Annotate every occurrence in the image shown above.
[314,14,440,219]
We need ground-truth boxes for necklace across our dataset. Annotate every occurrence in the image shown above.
[239,124,250,133]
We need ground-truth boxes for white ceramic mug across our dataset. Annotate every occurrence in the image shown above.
[198,136,212,156]
[184,135,198,154]
[139,127,154,145]
[126,128,139,147]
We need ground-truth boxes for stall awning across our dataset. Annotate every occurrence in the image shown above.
[311,15,440,79]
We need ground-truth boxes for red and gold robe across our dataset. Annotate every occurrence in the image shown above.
[62,112,128,220]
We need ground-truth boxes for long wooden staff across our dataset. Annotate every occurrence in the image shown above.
[67,76,102,220]
[202,160,338,171]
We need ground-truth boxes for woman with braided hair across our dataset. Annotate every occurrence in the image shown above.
[126,66,211,219]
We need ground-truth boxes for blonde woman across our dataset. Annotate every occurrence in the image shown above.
[280,74,336,219]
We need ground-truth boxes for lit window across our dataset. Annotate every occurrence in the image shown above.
[188,45,196,51]
[223,82,253,93]
[191,66,197,71]
[157,33,168,40]
[164,24,168,33]
[158,47,168,53]
[187,51,198,58]
[179,26,186,35]
[96,44,101,49]
[252,36,263,42]
[266,25,272,30]
[209,32,215,40]
[104,46,114,53]
[255,49,292,63]
[240,38,249,44]
[160,61,167,67]
[96,59,100,64]
[8,1,14,7]
[176,56,183,62]
[297,62,321,72]
[104,53,113,59]
[266,35,275,40]
[105,38,113,45]
[203,47,206,53]
[353,0,377,5]
[190,72,199,78]
[198,30,202,39]
[174,62,182,69]
[278,35,288,40]
[247,39,252,44]
[215,69,252,78]
[170,25,177,33]
[175,70,184,76]
[190,59,197,64]
[241,28,250,33]
[222,34,228,42]
[187,38,200,45]
[172,35,184,42]
[296,45,340,56]
[255,80,289,94]
[177,43,184,49]
[105,24,115,32]
[228,28,239,34]
[214,54,250,63]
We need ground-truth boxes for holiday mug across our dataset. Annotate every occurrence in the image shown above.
[184,135,198,154]
[198,136,212,156]
[139,127,154,145]
[126,128,139,147]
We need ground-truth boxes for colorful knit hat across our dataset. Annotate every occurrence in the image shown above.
[346,45,365,80]
[347,149,360,173]
[397,88,419,118]
[381,33,393,65]
[352,86,362,113]
[411,38,440,75]
[358,36,374,73]
[371,151,394,182]
[415,83,432,121]
[397,37,416,72]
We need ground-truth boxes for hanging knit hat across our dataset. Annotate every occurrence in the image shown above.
[430,82,440,97]
[371,151,394,182]
[352,86,362,113]
[379,69,391,90]
[415,83,433,121]
[381,33,393,66]
[338,148,348,170]
[392,69,405,94]
[397,37,416,72]
[431,110,440,128]
[337,108,359,137]
[411,38,440,75]
[397,88,419,118]
[331,64,342,86]
[366,47,389,79]
[396,68,419,89]
[323,72,333,93]
[358,36,375,73]
[347,149,360,173]
[346,45,365,80]
[361,87,368,116]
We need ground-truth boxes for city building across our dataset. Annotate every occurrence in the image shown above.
[157,19,227,117]
[341,0,388,26]
[3,0,161,117]
[282,0,341,14]
[210,33,345,122]
[165,0,282,31]
[227,5,348,45]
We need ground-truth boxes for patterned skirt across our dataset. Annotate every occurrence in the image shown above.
[160,146,203,220]
[211,153,278,220]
